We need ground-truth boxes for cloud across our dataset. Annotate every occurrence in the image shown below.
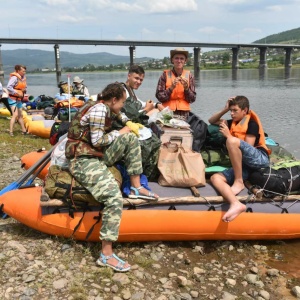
[56,15,95,23]
[142,0,198,13]
[266,5,283,12]
[85,0,197,13]
[40,0,77,5]
[208,0,246,4]
[241,28,262,34]
[198,26,227,34]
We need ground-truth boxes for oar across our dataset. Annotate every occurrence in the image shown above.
[0,147,54,196]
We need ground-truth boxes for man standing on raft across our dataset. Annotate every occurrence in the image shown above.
[155,47,196,121]
[208,96,271,222]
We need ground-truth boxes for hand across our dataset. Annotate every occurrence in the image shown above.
[119,126,131,135]
[126,121,144,137]
[15,90,24,98]
[219,121,230,138]
[144,100,154,112]
[225,97,235,110]
[171,77,180,89]
[179,77,189,90]
[156,103,164,111]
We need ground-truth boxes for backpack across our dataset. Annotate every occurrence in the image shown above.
[44,165,122,206]
[200,148,231,168]
[186,112,208,152]
[36,100,55,110]
[248,161,300,197]
[49,121,70,145]
[205,124,226,149]
[57,107,79,121]
[139,133,161,182]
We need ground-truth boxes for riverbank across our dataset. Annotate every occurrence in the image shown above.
[1,119,300,299]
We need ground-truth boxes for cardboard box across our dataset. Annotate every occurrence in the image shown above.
[159,126,193,150]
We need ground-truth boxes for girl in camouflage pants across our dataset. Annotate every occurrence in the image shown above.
[67,83,158,272]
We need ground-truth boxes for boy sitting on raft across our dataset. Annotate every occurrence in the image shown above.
[208,96,270,222]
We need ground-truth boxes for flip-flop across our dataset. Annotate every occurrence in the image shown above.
[129,186,159,201]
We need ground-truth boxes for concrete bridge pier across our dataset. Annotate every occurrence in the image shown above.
[258,47,268,69]
[193,47,201,78]
[0,45,4,85]
[231,47,239,70]
[54,44,62,87]
[129,46,135,66]
[284,48,293,69]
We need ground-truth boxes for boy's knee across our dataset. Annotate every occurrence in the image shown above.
[210,173,219,185]
[226,136,240,148]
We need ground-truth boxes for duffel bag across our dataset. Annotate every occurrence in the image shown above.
[248,164,300,197]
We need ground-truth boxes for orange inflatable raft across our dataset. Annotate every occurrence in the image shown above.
[1,185,300,242]
[2,149,300,242]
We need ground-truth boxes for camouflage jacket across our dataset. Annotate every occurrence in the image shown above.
[65,101,113,159]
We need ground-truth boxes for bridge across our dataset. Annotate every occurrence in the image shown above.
[0,38,299,85]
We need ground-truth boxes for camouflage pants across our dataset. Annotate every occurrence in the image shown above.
[69,133,142,241]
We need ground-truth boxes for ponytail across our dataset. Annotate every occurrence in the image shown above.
[97,82,124,101]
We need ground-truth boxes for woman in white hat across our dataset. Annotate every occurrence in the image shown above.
[155,47,196,120]
[72,76,90,98]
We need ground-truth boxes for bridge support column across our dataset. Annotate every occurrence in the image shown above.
[129,46,135,66]
[54,44,62,87]
[284,48,293,69]
[231,47,239,70]
[258,47,268,69]
[193,47,200,79]
[0,45,4,85]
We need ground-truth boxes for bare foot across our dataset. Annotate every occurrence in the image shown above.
[231,181,245,195]
[222,201,246,222]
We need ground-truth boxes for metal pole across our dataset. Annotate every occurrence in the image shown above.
[193,47,200,79]
[129,46,135,66]
[54,44,61,86]
[231,48,239,70]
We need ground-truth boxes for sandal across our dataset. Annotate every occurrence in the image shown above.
[129,186,159,201]
[96,253,131,272]
[21,131,29,135]
[9,132,14,137]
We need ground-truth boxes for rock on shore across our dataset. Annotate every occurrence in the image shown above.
[0,150,300,299]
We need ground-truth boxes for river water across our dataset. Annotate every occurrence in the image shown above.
[22,68,300,278]
[27,68,300,158]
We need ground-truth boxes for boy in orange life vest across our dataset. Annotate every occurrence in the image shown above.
[208,96,270,222]
[155,47,196,121]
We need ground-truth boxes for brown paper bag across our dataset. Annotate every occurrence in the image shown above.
[158,143,206,187]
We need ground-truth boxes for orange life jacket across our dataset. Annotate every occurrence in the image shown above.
[9,72,27,100]
[229,110,271,155]
[163,70,190,111]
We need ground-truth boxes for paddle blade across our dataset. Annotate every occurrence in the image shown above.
[0,182,19,196]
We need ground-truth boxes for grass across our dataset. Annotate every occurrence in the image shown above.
[0,116,51,157]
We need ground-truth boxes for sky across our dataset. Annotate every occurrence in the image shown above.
[1,0,300,58]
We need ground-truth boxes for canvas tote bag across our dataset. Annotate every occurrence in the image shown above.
[158,142,206,187]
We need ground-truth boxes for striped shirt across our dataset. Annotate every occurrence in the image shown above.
[80,102,128,148]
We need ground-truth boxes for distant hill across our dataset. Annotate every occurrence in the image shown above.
[253,27,300,44]
[1,49,153,72]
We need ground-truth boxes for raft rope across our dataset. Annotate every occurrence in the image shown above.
[247,166,300,213]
